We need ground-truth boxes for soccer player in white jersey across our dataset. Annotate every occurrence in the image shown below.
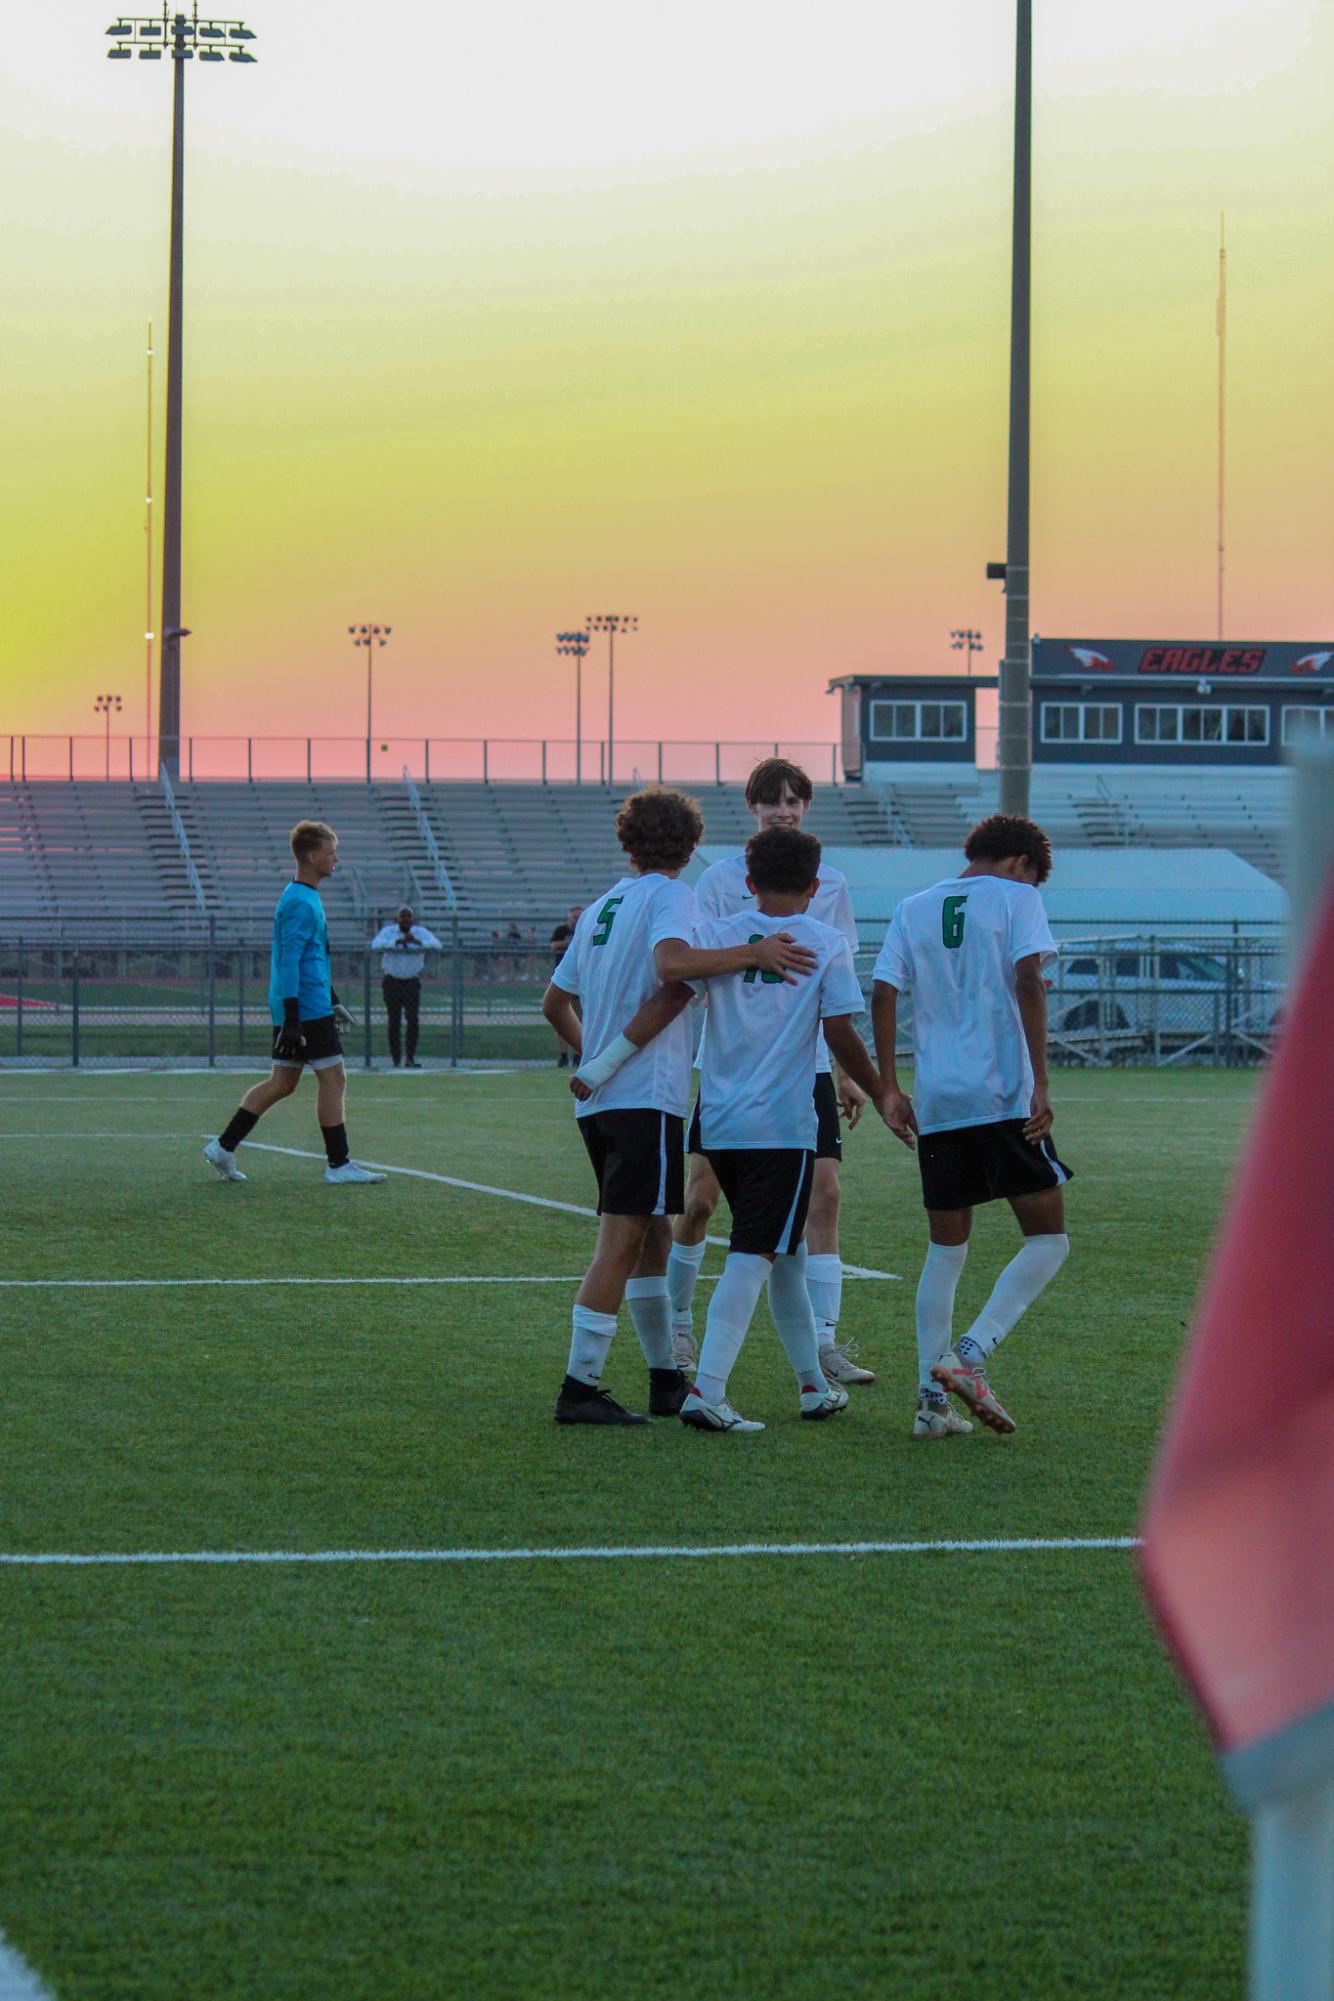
[541,790,817,1427]
[667,757,873,1389]
[678,826,885,1434]
[871,814,1072,1439]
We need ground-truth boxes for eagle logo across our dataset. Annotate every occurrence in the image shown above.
[1069,647,1114,672]
[1292,651,1332,675]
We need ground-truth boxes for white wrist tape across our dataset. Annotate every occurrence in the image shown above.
[575,1032,637,1090]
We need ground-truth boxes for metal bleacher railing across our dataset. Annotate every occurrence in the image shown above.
[159,764,207,915]
[402,767,459,912]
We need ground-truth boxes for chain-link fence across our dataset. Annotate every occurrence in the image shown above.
[0,923,1285,1069]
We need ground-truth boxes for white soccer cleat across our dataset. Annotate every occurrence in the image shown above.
[913,1393,974,1441]
[324,1162,386,1185]
[672,1321,698,1372]
[799,1382,848,1421]
[819,1340,876,1386]
[679,1386,764,1433]
[203,1138,246,1183]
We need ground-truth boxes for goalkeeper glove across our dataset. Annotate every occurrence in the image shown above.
[332,1002,355,1028]
[275,998,305,1060]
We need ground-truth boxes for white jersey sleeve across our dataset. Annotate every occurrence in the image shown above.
[692,857,741,926]
[1008,884,1058,966]
[647,875,695,951]
[872,911,911,992]
[550,911,591,995]
[819,940,864,1019]
[823,878,859,952]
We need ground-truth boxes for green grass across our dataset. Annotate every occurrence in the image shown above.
[0,1069,1257,1999]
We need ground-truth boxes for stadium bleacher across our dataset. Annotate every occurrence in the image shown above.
[0,765,1288,936]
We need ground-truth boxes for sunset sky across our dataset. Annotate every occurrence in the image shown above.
[3,0,1331,763]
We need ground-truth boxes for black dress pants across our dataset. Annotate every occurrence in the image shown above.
[382,974,421,1063]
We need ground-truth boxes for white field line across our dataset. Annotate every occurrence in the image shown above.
[0,1930,55,2001]
[239,1140,903,1281]
[0,1536,1140,1569]
[1,1133,195,1141]
[0,1272,898,1290]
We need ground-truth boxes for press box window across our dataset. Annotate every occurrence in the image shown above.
[869,700,967,742]
[1040,703,1122,744]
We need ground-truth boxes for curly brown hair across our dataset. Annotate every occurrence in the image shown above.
[744,757,814,809]
[745,825,822,893]
[963,814,1053,885]
[616,787,705,873]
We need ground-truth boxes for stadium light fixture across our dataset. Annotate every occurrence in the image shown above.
[104,6,258,779]
[348,625,392,784]
[950,627,984,677]
[94,692,123,781]
[586,614,638,788]
[556,630,592,785]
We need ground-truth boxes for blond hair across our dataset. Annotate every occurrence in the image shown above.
[290,819,336,862]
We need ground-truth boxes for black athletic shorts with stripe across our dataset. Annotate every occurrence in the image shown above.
[688,1072,842,1163]
[705,1148,815,1257]
[579,1108,685,1217]
[916,1117,1073,1212]
[271,1013,344,1072]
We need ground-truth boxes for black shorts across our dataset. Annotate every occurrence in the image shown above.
[917,1118,1073,1212]
[271,1013,344,1072]
[579,1109,685,1217]
[688,1075,841,1163]
[705,1148,815,1257]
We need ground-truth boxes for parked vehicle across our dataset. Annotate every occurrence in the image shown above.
[1049,940,1283,1058]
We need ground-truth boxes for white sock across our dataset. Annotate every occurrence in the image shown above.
[695,1253,769,1404]
[916,1242,969,1393]
[625,1276,675,1370]
[766,1244,825,1391]
[802,1252,844,1347]
[667,1239,708,1326]
[567,1305,617,1386]
[957,1234,1070,1365]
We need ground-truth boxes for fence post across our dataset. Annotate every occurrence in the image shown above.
[71,952,80,1068]
[237,939,245,1056]
[206,916,217,1067]
[541,739,547,784]
[483,740,489,784]
[657,741,663,782]
[15,938,23,1060]
[424,738,430,785]
[1149,933,1160,1066]
[363,947,373,1070]
[450,916,463,1068]
[69,736,74,782]
[714,741,721,785]
[1226,920,1240,1067]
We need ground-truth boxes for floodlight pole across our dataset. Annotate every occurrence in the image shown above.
[587,613,638,788]
[997,0,1033,819]
[556,632,591,784]
[106,9,258,780]
[159,14,187,779]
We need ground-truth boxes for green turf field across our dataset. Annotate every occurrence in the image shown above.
[1,1067,1257,2000]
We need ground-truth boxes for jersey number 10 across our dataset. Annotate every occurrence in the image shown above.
[942,895,968,950]
[743,934,783,985]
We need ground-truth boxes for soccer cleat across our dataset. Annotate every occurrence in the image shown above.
[672,1321,698,1372]
[679,1387,764,1433]
[405,1058,422,1068]
[931,1349,1015,1434]
[913,1393,974,1441]
[203,1138,246,1183]
[799,1381,848,1421]
[648,1367,691,1417]
[819,1340,876,1386]
[554,1378,650,1426]
[324,1162,386,1185]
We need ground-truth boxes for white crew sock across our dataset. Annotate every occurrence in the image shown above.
[567,1305,618,1387]
[916,1241,969,1393]
[695,1253,769,1404]
[802,1252,844,1348]
[957,1234,1070,1365]
[667,1239,708,1326]
[625,1276,675,1370]
[766,1243,826,1391]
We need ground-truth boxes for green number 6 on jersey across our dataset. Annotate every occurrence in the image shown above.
[942,894,968,949]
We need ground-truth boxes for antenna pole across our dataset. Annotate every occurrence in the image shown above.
[1224,209,1232,640]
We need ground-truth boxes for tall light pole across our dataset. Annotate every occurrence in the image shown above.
[348,624,391,783]
[95,693,123,781]
[556,631,591,784]
[586,613,638,787]
[995,0,1033,819]
[106,8,258,780]
[951,627,984,677]
[145,320,155,764]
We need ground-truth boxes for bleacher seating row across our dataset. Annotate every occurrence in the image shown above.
[0,768,1288,934]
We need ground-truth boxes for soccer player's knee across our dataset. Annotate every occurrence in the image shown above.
[1032,1231,1070,1271]
[681,1190,715,1232]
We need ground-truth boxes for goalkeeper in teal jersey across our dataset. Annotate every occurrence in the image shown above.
[204,819,385,1186]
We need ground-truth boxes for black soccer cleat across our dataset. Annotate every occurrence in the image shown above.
[554,1376,650,1426]
[648,1366,691,1417]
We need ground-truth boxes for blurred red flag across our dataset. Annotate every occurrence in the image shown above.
[1141,882,1334,1807]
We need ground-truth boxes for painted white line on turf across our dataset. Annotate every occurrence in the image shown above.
[0,1133,196,1140]
[0,1275,592,1289]
[0,1930,55,2001]
[237,1141,903,1280]
[0,1537,1140,1569]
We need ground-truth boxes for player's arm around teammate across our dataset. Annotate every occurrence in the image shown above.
[667,756,874,1387]
[203,820,384,1187]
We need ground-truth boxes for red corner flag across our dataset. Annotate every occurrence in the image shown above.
[1140,881,1334,1808]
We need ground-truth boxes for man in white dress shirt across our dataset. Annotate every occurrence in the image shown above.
[369,906,443,1067]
